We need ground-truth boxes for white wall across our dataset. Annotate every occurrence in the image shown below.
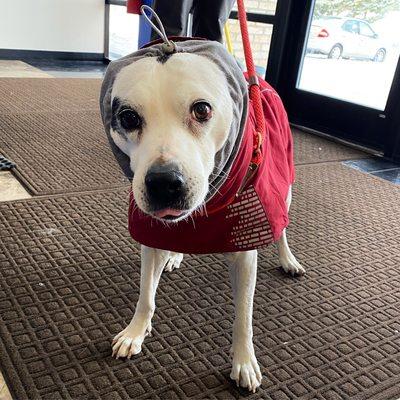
[0,0,105,54]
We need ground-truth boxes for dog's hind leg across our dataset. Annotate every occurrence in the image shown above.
[277,229,305,276]
[112,245,172,359]
[277,186,305,276]
[226,250,262,393]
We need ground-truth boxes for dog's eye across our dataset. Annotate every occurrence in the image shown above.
[191,101,212,122]
[119,109,141,131]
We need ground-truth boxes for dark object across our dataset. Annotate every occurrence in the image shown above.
[0,155,15,170]
[151,0,236,42]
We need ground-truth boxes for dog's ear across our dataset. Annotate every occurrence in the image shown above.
[110,143,133,181]
[99,46,163,181]
[100,85,134,181]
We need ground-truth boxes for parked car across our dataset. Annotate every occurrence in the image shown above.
[307,16,387,62]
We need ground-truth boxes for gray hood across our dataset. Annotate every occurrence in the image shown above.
[100,39,248,200]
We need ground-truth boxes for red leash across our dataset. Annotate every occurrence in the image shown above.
[236,0,266,193]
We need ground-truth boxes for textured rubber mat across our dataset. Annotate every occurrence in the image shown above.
[0,163,399,400]
[292,128,369,165]
[0,78,128,195]
[0,110,129,195]
[0,78,100,114]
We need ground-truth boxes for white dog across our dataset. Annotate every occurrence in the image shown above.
[100,38,305,393]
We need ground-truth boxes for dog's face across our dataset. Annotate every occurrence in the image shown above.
[111,53,233,222]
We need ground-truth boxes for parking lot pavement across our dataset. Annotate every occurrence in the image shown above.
[298,53,400,110]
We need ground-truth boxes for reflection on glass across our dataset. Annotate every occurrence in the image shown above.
[109,5,139,60]
[297,1,400,110]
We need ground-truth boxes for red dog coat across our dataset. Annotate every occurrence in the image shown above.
[128,76,295,254]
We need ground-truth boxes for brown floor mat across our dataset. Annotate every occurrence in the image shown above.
[292,128,369,165]
[0,78,100,114]
[0,79,370,196]
[0,78,128,195]
[0,163,399,400]
[0,109,128,195]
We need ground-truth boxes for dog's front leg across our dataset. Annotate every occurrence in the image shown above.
[112,245,172,359]
[226,250,262,392]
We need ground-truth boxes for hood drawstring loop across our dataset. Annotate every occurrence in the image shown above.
[140,5,177,54]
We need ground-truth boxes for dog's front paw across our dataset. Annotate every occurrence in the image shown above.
[279,253,306,276]
[164,252,183,272]
[112,316,152,359]
[230,351,262,393]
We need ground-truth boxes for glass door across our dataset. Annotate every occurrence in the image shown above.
[280,0,400,154]
[105,1,139,60]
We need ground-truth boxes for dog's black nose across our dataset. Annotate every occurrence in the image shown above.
[145,164,186,208]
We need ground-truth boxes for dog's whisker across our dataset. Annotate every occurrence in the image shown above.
[189,213,196,229]
[195,201,208,218]
[129,197,139,213]
[202,202,208,218]
[191,200,208,219]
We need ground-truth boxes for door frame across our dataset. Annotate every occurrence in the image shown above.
[384,60,400,161]
[276,0,400,159]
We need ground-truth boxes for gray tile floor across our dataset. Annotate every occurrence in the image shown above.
[26,59,107,78]
[343,158,400,185]
[372,168,400,184]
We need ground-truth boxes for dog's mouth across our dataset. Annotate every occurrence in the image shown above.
[152,208,188,221]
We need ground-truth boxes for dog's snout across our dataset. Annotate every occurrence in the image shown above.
[145,164,186,208]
